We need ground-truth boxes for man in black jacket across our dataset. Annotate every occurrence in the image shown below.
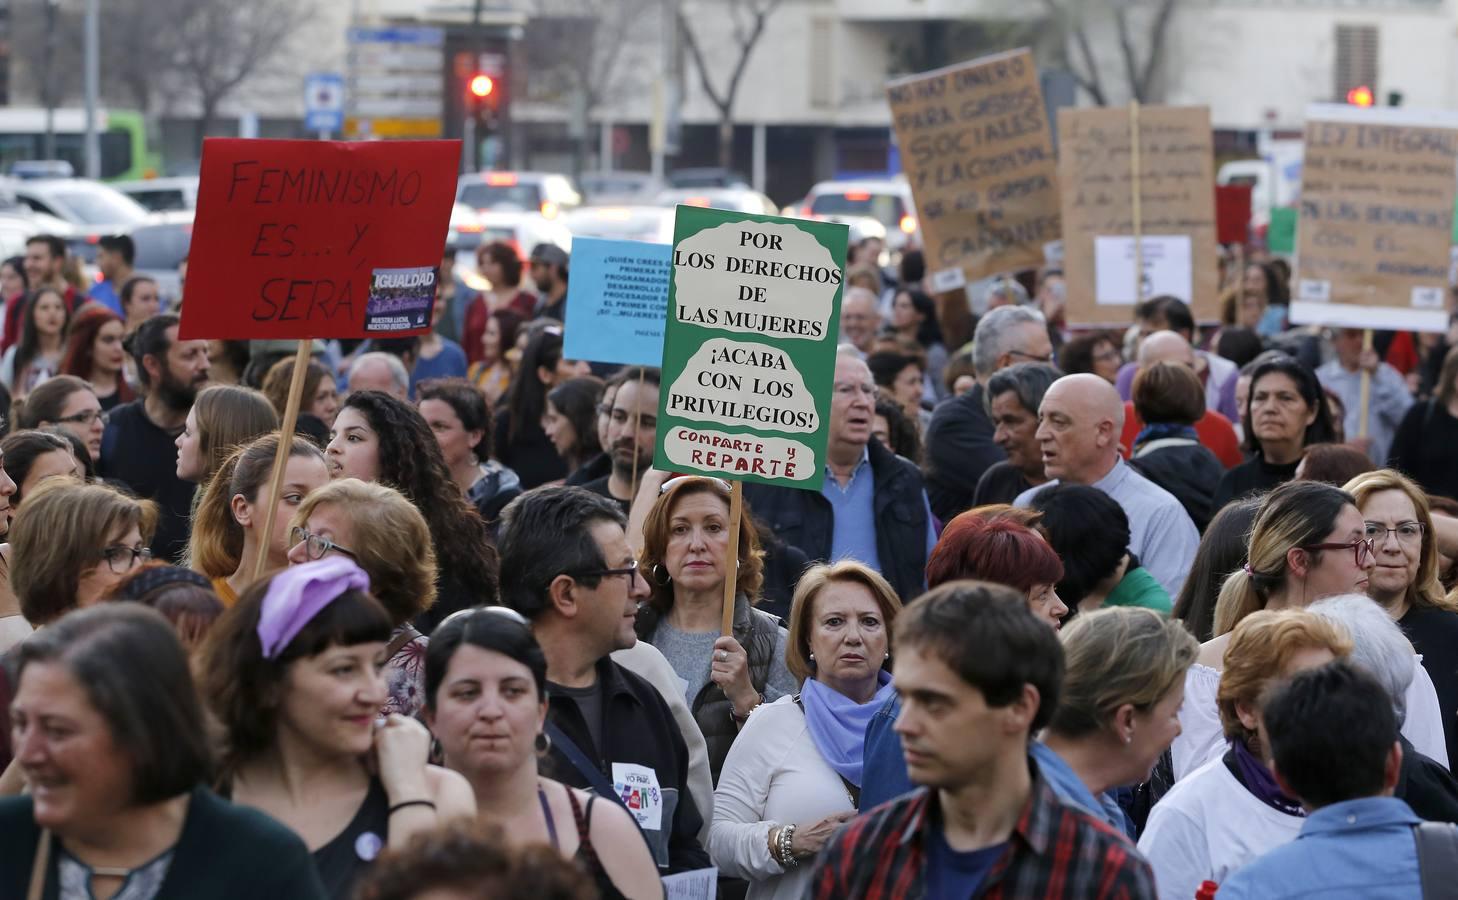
[497,485,710,874]
[745,352,937,604]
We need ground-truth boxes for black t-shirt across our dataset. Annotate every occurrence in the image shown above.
[972,461,1033,508]
[493,412,567,490]
[1400,604,1458,769]
[98,400,196,563]
[581,475,631,518]
[1388,401,1458,501]
[1211,455,1298,512]
[924,384,1006,523]
[553,679,606,757]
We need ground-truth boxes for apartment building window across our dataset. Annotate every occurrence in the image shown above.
[1333,23,1378,101]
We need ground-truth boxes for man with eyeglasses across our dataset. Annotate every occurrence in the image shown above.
[497,485,712,874]
[744,351,937,604]
[581,366,659,516]
[923,305,1054,522]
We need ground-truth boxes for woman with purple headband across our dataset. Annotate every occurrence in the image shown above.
[198,558,476,900]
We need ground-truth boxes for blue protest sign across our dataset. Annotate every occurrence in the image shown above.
[563,237,669,367]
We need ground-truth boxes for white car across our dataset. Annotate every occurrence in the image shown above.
[800,178,919,254]
[111,176,199,212]
[453,210,573,292]
[655,187,779,217]
[13,178,151,262]
[563,205,674,244]
[456,171,582,219]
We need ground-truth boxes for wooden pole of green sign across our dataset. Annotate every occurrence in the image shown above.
[1357,328,1374,440]
[1130,100,1144,304]
[629,368,645,504]
[721,480,743,636]
[251,339,312,583]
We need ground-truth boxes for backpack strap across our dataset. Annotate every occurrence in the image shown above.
[384,625,422,660]
[1413,821,1458,899]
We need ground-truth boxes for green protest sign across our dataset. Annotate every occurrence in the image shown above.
[1268,207,1298,254]
[654,204,849,492]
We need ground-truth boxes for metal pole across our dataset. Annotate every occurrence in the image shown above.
[650,0,670,182]
[463,117,476,172]
[83,0,99,178]
[43,0,57,162]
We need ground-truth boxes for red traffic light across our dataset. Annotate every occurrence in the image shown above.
[469,74,494,98]
[1346,85,1374,107]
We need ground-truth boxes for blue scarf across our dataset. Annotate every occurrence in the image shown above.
[1133,422,1198,448]
[800,670,895,787]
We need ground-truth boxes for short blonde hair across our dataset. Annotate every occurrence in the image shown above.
[11,479,157,625]
[1217,608,1352,746]
[1344,469,1456,613]
[1047,607,1199,738]
[291,478,437,626]
[785,561,902,682]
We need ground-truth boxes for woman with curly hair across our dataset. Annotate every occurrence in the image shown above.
[328,390,498,633]
[59,305,132,409]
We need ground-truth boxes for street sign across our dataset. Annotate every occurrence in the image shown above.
[304,73,345,134]
[345,26,444,140]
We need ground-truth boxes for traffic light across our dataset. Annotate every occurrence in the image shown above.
[1346,85,1375,107]
[469,73,494,101]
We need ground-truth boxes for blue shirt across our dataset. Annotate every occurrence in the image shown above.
[926,823,1006,900]
[1218,796,1422,900]
[861,694,914,810]
[1029,742,1133,838]
[87,280,122,316]
[823,447,937,577]
[408,337,467,397]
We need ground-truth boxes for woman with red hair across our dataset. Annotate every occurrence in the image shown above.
[60,305,132,409]
[925,513,1068,627]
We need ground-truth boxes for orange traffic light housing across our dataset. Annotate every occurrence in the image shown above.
[1346,85,1375,107]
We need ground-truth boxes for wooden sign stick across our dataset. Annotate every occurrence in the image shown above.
[252,339,312,583]
[1358,328,1374,440]
[628,367,645,504]
[1130,100,1144,304]
[721,480,743,636]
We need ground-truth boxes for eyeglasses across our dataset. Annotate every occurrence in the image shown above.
[56,409,108,427]
[1299,537,1376,568]
[832,382,877,399]
[661,475,732,495]
[571,558,641,581]
[100,544,151,574]
[290,526,358,561]
[1007,349,1056,364]
[1365,522,1426,546]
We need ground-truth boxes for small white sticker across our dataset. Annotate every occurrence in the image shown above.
[1043,240,1064,266]
[612,762,664,832]
[1412,285,1444,309]
[929,266,967,292]
[1297,279,1331,302]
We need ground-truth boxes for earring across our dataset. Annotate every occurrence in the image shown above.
[651,564,671,587]
[884,651,890,659]
[535,731,552,757]
[1124,733,1132,745]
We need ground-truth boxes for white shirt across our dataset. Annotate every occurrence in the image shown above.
[708,695,857,900]
[1138,755,1304,900]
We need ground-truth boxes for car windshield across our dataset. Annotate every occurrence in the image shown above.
[458,183,542,212]
[52,189,148,225]
[131,225,191,269]
[810,192,905,226]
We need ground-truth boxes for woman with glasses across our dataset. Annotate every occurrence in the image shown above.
[416,378,522,531]
[494,322,592,490]
[1,604,328,899]
[1058,332,1123,384]
[422,607,661,900]
[199,559,475,899]
[329,390,497,634]
[189,433,331,607]
[8,479,154,633]
[1170,480,1374,781]
[630,471,798,782]
[18,374,105,465]
[1212,355,1337,510]
[1346,468,1458,768]
[288,478,438,718]
[59,305,132,410]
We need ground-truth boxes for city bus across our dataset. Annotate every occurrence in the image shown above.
[0,107,161,182]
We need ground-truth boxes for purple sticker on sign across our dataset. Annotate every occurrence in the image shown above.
[364,266,436,332]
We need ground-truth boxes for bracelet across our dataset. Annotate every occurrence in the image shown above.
[730,693,764,723]
[777,823,798,868]
[388,799,437,816]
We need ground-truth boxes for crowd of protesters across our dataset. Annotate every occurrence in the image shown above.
[1,230,1458,899]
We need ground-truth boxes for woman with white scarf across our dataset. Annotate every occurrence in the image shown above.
[707,561,902,900]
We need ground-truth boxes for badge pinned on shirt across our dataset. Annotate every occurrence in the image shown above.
[612,762,664,832]
[354,831,383,861]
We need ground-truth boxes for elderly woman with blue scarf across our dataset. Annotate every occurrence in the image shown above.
[707,561,902,900]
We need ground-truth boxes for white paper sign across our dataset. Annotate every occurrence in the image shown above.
[612,762,664,832]
[929,266,968,293]
[1093,235,1193,305]
[662,867,718,900]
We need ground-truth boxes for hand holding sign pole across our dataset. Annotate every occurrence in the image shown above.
[655,205,848,635]
[179,137,460,584]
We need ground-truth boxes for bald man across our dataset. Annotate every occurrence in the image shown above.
[1119,330,1243,468]
[1014,373,1200,596]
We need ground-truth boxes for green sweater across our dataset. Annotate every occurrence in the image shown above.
[1104,564,1173,614]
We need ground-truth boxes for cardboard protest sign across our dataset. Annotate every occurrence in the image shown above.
[563,237,669,367]
[1292,104,1458,333]
[1057,105,1219,324]
[886,48,1060,290]
[654,205,848,491]
[179,138,460,340]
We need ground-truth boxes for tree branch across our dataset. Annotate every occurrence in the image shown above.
[1113,4,1141,103]
[1042,0,1106,105]
[1138,0,1179,100]
[678,10,728,114]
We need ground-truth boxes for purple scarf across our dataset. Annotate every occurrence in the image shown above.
[800,670,894,788]
[1226,739,1305,817]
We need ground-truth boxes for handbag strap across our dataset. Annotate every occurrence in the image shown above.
[384,625,422,660]
[1414,821,1458,899]
[543,720,630,815]
[26,828,50,900]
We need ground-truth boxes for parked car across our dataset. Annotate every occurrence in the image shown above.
[655,187,778,216]
[448,203,485,251]
[562,205,674,244]
[578,171,664,205]
[801,178,919,255]
[667,167,748,189]
[129,211,193,305]
[13,178,150,262]
[111,176,199,212]
[456,171,581,219]
[453,210,573,293]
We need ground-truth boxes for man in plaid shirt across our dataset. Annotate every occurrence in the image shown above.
[810,582,1156,899]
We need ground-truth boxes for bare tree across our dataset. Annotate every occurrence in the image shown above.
[677,0,786,168]
[98,0,183,114]
[172,0,315,143]
[1041,0,1179,105]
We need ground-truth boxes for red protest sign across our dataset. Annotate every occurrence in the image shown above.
[1215,184,1252,245]
[178,138,461,340]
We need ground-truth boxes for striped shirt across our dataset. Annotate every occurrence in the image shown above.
[810,759,1156,900]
